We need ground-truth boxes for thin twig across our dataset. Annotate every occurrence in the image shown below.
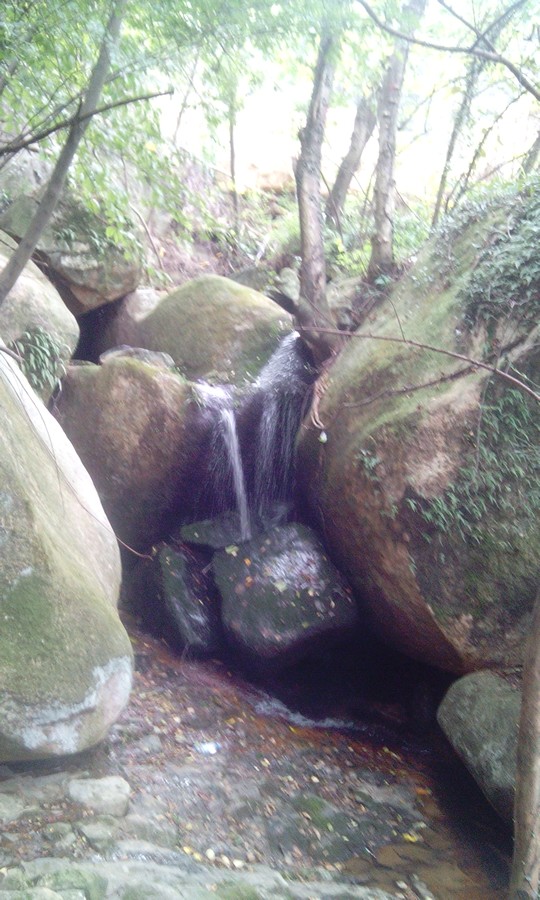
[313,326,540,403]
[356,0,540,102]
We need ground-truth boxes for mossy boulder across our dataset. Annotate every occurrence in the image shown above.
[298,182,540,673]
[93,275,292,385]
[0,350,132,762]
[437,670,520,822]
[0,193,142,315]
[0,230,79,394]
[212,523,359,673]
[53,354,211,550]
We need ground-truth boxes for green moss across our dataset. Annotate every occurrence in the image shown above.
[139,275,290,384]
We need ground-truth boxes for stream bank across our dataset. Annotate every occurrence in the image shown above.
[0,619,510,900]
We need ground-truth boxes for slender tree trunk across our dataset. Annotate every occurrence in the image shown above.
[0,0,128,309]
[523,128,540,174]
[229,99,240,248]
[509,584,540,899]
[367,0,426,283]
[294,30,340,364]
[325,93,376,229]
[431,58,482,228]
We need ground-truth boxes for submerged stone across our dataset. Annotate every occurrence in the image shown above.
[212,523,359,673]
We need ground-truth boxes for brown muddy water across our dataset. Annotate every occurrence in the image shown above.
[1,623,511,899]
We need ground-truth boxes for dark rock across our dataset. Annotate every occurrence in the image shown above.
[180,512,256,551]
[212,523,359,673]
[124,543,223,658]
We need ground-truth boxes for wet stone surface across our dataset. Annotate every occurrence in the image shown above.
[0,623,510,898]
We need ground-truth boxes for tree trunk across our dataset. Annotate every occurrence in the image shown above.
[509,584,540,900]
[325,93,376,229]
[294,30,340,364]
[523,127,540,174]
[0,0,128,309]
[431,58,482,228]
[367,0,426,283]
[229,98,240,248]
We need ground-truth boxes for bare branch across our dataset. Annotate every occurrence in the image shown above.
[356,0,540,102]
[313,325,540,403]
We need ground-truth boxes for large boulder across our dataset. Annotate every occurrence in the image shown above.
[0,349,132,762]
[0,230,79,368]
[53,352,212,550]
[92,274,292,384]
[0,193,142,315]
[298,184,540,673]
[212,523,359,673]
[437,670,519,822]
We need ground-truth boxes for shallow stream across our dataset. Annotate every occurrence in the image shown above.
[0,621,510,899]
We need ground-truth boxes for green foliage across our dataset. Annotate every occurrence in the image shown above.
[407,385,540,548]
[356,445,382,481]
[9,327,68,394]
[460,176,540,332]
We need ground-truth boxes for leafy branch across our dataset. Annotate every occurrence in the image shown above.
[356,0,540,102]
[0,89,173,157]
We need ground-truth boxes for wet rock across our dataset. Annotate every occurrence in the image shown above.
[0,858,398,899]
[76,817,120,852]
[125,543,223,657]
[212,523,359,673]
[437,670,519,822]
[0,795,24,824]
[180,512,250,551]
[67,776,131,817]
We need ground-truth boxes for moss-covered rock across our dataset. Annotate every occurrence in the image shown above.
[93,275,292,385]
[53,354,211,550]
[0,230,78,399]
[0,193,142,315]
[0,350,132,762]
[437,670,519,822]
[212,523,358,673]
[298,181,540,673]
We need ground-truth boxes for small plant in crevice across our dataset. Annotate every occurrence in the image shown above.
[8,327,68,395]
[356,446,382,483]
[406,384,540,549]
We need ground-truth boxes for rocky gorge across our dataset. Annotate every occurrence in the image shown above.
[0,166,539,898]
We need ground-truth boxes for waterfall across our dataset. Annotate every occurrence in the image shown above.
[249,332,315,524]
[194,333,315,539]
[194,383,251,541]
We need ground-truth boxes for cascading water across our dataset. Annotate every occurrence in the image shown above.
[248,332,315,524]
[194,383,252,540]
[195,333,315,539]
